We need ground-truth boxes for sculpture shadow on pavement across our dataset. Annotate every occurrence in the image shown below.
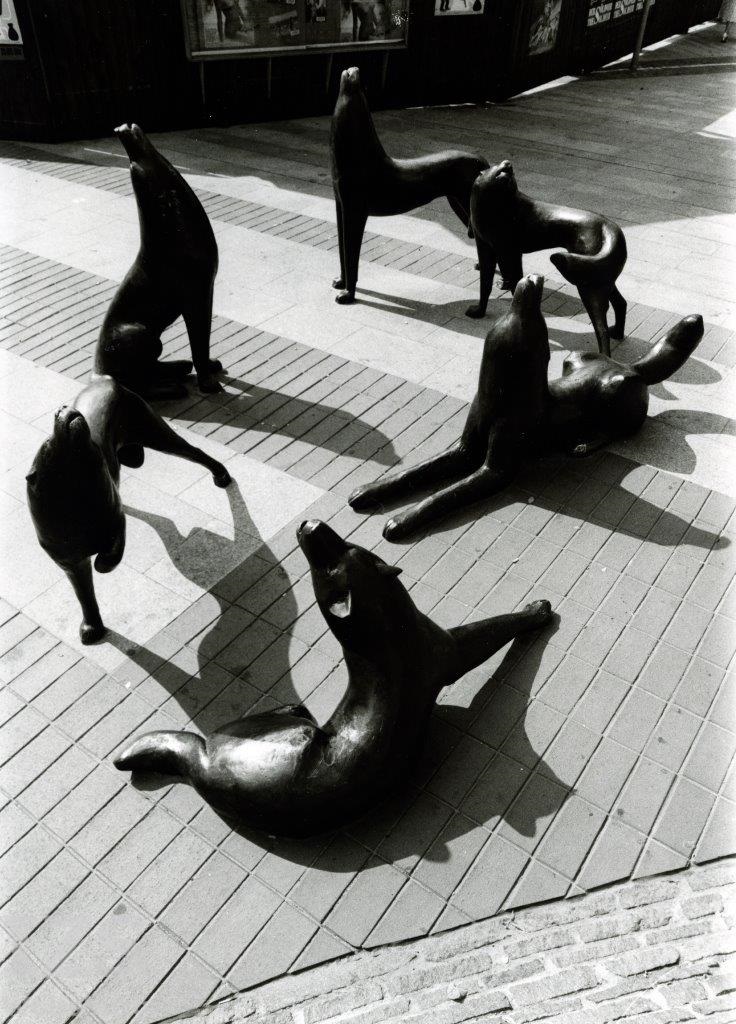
[107,480,300,729]
[164,376,398,468]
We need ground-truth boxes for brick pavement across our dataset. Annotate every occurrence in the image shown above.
[0,23,734,1024]
[172,858,736,1024]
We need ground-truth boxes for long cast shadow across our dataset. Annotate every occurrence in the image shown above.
[357,434,731,551]
[353,288,726,392]
[158,376,397,468]
[352,286,586,347]
[630,409,736,476]
[109,480,301,730]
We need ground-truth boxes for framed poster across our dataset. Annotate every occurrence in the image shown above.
[527,0,562,55]
[434,0,484,17]
[0,0,24,60]
[181,0,408,58]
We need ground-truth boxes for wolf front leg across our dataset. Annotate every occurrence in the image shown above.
[124,388,231,487]
[466,238,497,319]
[335,200,367,305]
[182,281,223,393]
[349,441,477,513]
[65,558,106,644]
[447,600,553,680]
[383,463,513,541]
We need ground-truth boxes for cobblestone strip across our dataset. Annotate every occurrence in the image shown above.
[0,145,732,364]
[169,858,736,1024]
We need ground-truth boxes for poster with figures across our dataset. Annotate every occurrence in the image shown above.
[339,0,399,42]
[528,0,562,56]
[0,0,23,57]
[182,0,407,55]
[434,0,484,16]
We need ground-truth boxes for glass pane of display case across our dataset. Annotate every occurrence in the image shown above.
[182,0,409,56]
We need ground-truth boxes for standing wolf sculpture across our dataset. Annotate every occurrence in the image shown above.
[114,520,552,837]
[26,377,230,645]
[331,66,489,304]
[467,160,628,356]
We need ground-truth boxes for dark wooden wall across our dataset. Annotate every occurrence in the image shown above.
[0,0,721,141]
[0,0,199,139]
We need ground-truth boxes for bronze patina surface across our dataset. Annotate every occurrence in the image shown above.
[94,123,223,397]
[467,160,628,356]
[351,275,703,539]
[331,67,488,304]
[26,377,230,644]
[114,520,552,836]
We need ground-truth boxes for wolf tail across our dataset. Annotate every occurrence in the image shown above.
[549,221,626,287]
[113,730,206,780]
[631,314,705,386]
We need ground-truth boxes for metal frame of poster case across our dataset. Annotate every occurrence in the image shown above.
[179,0,410,60]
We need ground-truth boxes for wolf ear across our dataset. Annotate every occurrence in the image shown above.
[328,591,352,618]
[376,561,402,578]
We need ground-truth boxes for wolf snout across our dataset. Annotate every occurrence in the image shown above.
[54,406,83,431]
[297,520,348,567]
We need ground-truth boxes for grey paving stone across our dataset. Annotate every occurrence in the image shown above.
[0,947,45,1022]
[452,835,528,919]
[83,924,185,1024]
[227,903,317,990]
[191,875,282,975]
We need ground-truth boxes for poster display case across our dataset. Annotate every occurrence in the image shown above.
[181,0,408,57]
[0,0,24,60]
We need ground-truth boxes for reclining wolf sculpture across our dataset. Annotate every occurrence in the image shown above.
[350,274,703,540]
[114,520,552,836]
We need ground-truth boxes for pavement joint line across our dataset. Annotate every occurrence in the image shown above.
[0,723,485,995]
[0,246,480,488]
[0,751,359,984]
[5,240,732,512]
[0,672,686,971]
